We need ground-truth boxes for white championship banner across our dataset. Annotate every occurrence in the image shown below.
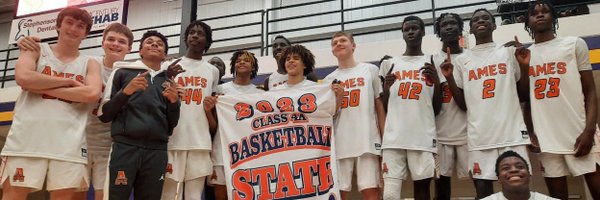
[216,84,340,200]
[8,0,127,44]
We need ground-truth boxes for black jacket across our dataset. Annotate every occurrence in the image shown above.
[99,61,180,150]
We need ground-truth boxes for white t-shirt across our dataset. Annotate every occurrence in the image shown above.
[1,43,92,164]
[433,50,468,145]
[323,63,383,158]
[212,81,265,166]
[454,42,530,151]
[166,56,220,150]
[528,37,595,154]
[268,71,288,89]
[379,55,438,152]
[482,192,558,200]
[272,79,316,90]
[85,56,113,153]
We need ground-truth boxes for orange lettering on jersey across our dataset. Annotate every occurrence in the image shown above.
[166,163,173,174]
[339,77,366,89]
[177,76,208,87]
[40,66,86,83]
[397,82,422,100]
[529,62,567,77]
[468,63,507,81]
[13,168,25,182]
[115,170,128,185]
[472,163,482,175]
[41,66,52,75]
[181,88,203,105]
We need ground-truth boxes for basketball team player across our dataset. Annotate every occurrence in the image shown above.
[263,36,319,90]
[204,50,265,200]
[1,6,102,200]
[99,30,180,200]
[379,16,442,200]
[440,8,532,199]
[161,20,220,200]
[523,1,600,199]
[272,44,319,90]
[16,22,135,200]
[323,31,385,200]
[431,12,469,200]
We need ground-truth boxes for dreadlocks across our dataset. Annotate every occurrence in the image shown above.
[434,13,464,39]
[524,0,559,38]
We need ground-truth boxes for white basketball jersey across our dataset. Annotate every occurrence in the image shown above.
[528,37,594,154]
[212,82,265,166]
[167,57,220,150]
[323,63,382,158]
[272,79,316,90]
[454,42,529,150]
[379,55,437,152]
[1,43,92,164]
[268,71,288,89]
[433,50,468,145]
[86,56,113,153]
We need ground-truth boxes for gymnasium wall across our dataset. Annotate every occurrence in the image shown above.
[2,12,600,128]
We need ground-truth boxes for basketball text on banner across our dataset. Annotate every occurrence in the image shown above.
[216,84,340,200]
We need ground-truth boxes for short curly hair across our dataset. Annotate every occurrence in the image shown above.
[495,150,530,177]
[402,16,425,32]
[278,45,315,76]
[230,50,259,79]
[139,30,169,55]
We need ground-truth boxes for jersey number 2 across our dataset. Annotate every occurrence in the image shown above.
[482,79,496,99]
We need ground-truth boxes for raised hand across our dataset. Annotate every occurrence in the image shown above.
[123,71,150,95]
[420,56,440,85]
[16,36,41,52]
[383,64,396,92]
[162,80,179,103]
[440,47,455,78]
[514,36,531,67]
[166,58,185,80]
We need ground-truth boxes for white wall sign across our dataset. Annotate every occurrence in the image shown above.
[8,0,127,44]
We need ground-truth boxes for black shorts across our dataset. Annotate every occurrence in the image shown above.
[108,142,168,200]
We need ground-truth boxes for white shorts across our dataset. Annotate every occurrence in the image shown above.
[166,150,213,182]
[208,166,226,186]
[382,149,435,181]
[0,156,88,191]
[469,145,530,180]
[87,151,109,191]
[437,144,469,179]
[337,153,381,191]
[539,152,598,177]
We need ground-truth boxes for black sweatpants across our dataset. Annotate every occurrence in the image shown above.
[108,142,168,200]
